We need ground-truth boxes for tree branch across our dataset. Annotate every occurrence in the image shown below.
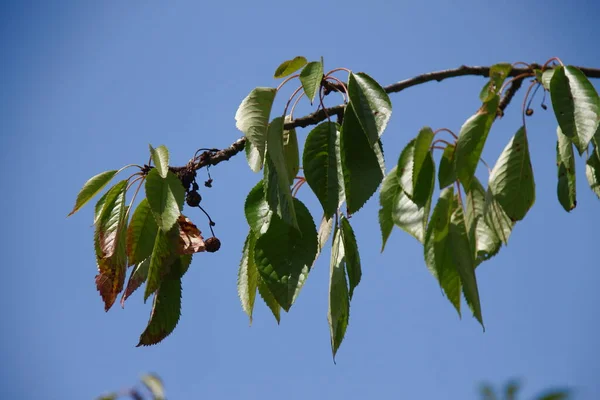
[179,64,600,172]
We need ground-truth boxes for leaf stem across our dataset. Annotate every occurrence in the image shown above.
[325,67,351,77]
[276,74,300,92]
[290,91,306,120]
[283,85,305,119]
[521,81,537,128]
[500,72,534,95]
[433,128,458,140]
[324,76,349,103]
[542,57,564,70]
[125,176,145,221]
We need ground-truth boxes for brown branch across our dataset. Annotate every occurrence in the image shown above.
[173,64,600,171]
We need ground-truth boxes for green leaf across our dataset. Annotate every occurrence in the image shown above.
[347,72,392,146]
[94,181,128,311]
[69,170,118,216]
[137,269,182,347]
[449,203,483,327]
[274,56,307,78]
[245,139,263,172]
[303,121,340,217]
[585,148,600,199]
[438,144,457,189]
[144,226,177,301]
[315,214,334,262]
[235,87,277,171]
[93,190,110,225]
[340,216,361,300]
[257,274,281,324]
[479,63,512,102]
[299,61,324,103]
[149,144,170,178]
[254,198,317,311]
[424,187,461,315]
[140,374,165,400]
[550,65,600,154]
[540,68,555,91]
[126,198,159,265]
[488,126,535,221]
[454,96,499,189]
[535,390,571,400]
[341,106,384,213]
[412,127,435,207]
[238,231,258,324]
[464,177,501,266]
[556,127,577,211]
[283,119,299,185]
[145,169,185,232]
[244,180,272,235]
[328,224,350,361]
[483,187,514,245]
[121,258,150,306]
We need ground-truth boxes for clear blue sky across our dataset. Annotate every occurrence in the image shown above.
[1,1,599,399]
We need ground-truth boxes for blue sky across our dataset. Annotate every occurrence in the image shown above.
[1,1,599,399]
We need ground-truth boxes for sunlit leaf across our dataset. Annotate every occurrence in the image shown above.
[315,214,334,263]
[484,187,514,245]
[438,144,456,189]
[283,118,300,185]
[449,203,483,327]
[254,198,317,311]
[303,121,340,217]
[540,68,555,91]
[550,65,600,154]
[244,180,272,235]
[340,216,361,300]
[238,230,258,324]
[93,190,110,225]
[328,224,349,361]
[127,198,159,265]
[68,170,118,216]
[274,56,308,78]
[95,181,128,259]
[149,144,170,178]
[245,139,263,172]
[144,226,178,301]
[424,187,461,315]
[145,169,185,232]
[235,87,277,171]
[137,269,182,347]
[412,127,435,207]
[585,149,600,199]
[464,177,501,266]
[479,63,512,102]
[455,96,499,189]
[347,72,392,146]
[140,374,165,400]
[258,274,281,324]
[121,258,150,306]
[556,127,577,211]
[488,126,535,221]
[299,61,324,103]
[341,106,384,213]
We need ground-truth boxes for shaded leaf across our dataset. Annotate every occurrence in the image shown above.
[585,148,600,199]
[424,187,461,315]
[140,374,165,400]
[340,216,361,300]
[479,63,512,102]
[127,198,159,265]
[274,56,307,78]
[455,96,499,189]
[299,61,324,103]
[238,230,258,324]
[303,121,340,217]
[149,144,169,178]
[69,170,118,216]
[235,87,277,171]
[145,169,185,232]
[144,226,178,301]
[257,274,280,324]
[347,72,392,146]
[412,127,435,206]
[283,118,300,185]
[556,127,577,211]
[484,187,514,245]
[137,270,182,346]
[550,65,600,154]
[176,215,205,254]
[464,177,501,266]
[449,203,483,327]
[328,224,349,360]
[438,144,457,189]
[244,180,272,235]
[254,198,317,311]
[341,106,384,213]
[535,390,571,400]
[488,126,535,221]
[121,258,150,306]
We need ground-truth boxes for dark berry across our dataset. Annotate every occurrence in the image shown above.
[525,108,534,116]
[541,103,548,110]
[205,178,213,188]
[205,237,221,252]
[186,191,202,207]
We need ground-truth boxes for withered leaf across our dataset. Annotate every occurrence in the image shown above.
[177,215,205,254]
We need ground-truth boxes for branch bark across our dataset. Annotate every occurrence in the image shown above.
[180,64,600,171]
